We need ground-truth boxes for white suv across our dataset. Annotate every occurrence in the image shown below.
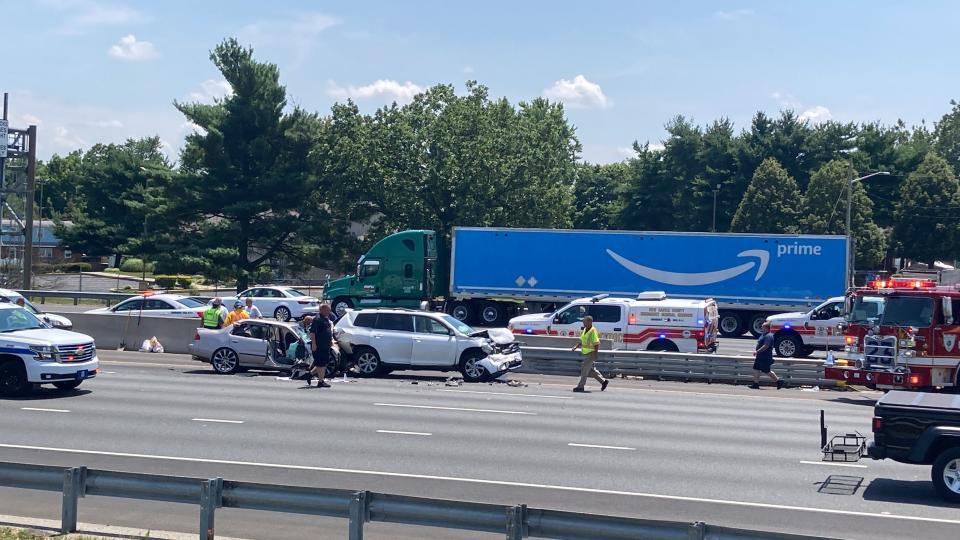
[0,304,99,396]
[335,309,522,382]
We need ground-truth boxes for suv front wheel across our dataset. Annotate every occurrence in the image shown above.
[459,351,488,383]
[0,361,30,397]
[932,447,960,503]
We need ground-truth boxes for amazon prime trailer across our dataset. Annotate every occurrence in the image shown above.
[447,227,847,337]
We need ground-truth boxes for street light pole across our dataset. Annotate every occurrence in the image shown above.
[846,171,890,288]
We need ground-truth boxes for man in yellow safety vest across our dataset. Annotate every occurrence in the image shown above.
[202,298,226,329]
[571,315,609,393]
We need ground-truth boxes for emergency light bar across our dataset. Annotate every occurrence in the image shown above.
[868,278,937,290]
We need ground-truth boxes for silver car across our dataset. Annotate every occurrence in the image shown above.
[335,309,522,382]
[189,319,315,374]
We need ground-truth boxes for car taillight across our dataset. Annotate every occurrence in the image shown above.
[872,416,883,432]
[196,311,204,318]
[194,331,200,341]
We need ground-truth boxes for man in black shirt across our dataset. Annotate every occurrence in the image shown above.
[308,304,334,388]
[751,321,784,389]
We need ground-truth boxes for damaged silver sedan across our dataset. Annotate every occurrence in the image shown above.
[334,308,522,382]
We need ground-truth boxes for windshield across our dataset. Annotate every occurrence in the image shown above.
[177,297,206,308]
[0,307,46,332]
[879,297,934,327]
[848,297,883,323]
[439,314,475,335]
[286,289,306,297]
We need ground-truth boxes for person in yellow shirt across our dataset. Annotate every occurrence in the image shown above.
[571,315,609,393]
[223,300,250,327]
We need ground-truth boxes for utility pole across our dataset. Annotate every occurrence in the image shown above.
[1,93,39,289]
[846,172,890,288]
[24,125,36,289]
[711,184,721,232]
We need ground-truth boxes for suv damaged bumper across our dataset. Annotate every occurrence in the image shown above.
[479,351,523,375]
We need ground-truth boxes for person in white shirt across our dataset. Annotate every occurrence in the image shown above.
[244,297,263,319]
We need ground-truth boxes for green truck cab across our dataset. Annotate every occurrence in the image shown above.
[324,230,447,318]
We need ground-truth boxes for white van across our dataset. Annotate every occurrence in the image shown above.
[508,292,719,353]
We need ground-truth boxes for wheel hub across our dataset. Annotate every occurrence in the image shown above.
[779,340,796,356]
[945,459,960,494]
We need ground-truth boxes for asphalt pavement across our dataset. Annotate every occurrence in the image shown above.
[1,350,957,539]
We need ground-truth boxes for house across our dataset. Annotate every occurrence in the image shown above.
[0,219,79,263]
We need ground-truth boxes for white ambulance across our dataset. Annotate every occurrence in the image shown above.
[507,292,719,353]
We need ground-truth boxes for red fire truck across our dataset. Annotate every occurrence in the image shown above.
[824,278,960,391]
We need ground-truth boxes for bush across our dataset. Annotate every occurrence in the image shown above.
[32,262,55,274]
[119,258,144,272]
[104,267,120,273]
[154,274,194,289]
[58,262,92,273]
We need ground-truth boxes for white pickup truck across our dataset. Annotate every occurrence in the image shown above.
[766,295,883,357]
[0,304,99,396]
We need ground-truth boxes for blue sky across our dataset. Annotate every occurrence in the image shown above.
[3,0,959,163]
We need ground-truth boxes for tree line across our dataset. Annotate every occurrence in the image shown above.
[36,38,960,289]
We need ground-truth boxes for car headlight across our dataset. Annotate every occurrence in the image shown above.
[30,345,59,361]
[481,342,495,354]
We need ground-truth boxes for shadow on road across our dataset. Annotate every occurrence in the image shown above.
[0,388,93,401]
[827,396,879,407]
[815,474,864,496]
[862,478,960,508]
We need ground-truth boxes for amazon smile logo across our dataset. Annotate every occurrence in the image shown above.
[607,249,770,286]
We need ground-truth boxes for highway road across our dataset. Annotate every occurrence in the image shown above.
[1,351,957,539]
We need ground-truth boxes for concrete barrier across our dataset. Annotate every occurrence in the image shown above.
[50,312,200,355]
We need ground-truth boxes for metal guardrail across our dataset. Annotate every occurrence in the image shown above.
[520,346,834,387]
[17,289,133,306]
[0,461,835,540]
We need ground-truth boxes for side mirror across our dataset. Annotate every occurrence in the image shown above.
[553,316,561,324]
[448,329,456,336]
[943,297,953,325]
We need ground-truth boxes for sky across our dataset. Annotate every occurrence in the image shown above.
[2,0,959,164]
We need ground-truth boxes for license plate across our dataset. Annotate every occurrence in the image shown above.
[76,370,87,380]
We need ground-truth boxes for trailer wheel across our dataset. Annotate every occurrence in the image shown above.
[718,313,745,337]
[447,301,472,324]
[479,302,505,326]
[932,447,960,503]
[748,313,769,337]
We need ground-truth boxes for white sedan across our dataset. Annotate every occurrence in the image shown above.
[221,286,320,321]
[189,319,322,374]
[85,294,208,318]
[0,288,73,329]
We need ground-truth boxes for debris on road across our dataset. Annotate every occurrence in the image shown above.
[445,377,462,387]
[507,379,527,388]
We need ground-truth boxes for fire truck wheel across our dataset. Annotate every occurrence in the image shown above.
[774,334,803,358]
[932,447,960,503]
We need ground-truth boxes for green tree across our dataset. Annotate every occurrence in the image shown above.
[36,151,83,217]
[730,158,801,233]
[934,99,960,176]
[800,160,887,268]
[54,137,170,265]
[165,38,348,290]
[892,152,960,266]
[615,142,673,231]
[573,162,627,229]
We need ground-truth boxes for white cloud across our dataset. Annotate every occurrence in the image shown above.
[648,143,666,151]
[41,0,146,35]
[108,34,158,61]
[88,119,123,128]
[239,12,340,69]
[543,75,611,109]
[327,80,425,104]
[799,105,833,124]
[186,79,234,104]
[715,8,755,20]
[52,126,87,150]
[462,66,475,74]
[770,91,800,109]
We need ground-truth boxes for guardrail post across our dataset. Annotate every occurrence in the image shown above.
[505,504,527,539]
[348,490,369,540]
[199,478,223,540]
[61,466,85,534]
[687,520,706,540]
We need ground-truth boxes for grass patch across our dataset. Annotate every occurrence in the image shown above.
[0,527,101,539]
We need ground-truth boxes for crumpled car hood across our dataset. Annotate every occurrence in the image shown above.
[469,327,516,345]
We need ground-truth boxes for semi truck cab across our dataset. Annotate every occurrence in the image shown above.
[323,230,441,318]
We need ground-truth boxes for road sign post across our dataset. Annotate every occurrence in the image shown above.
[0,119,8,158]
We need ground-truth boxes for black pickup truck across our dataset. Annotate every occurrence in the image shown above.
[867,391,960,502]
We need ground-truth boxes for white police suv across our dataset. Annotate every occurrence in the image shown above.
[0,303,98,396]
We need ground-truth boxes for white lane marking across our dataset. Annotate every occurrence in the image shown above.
[536,382,880,403]
[376,430,432,436]
[436,389,573,400]
[568,443,635,451]
[20,407,70,413]
[191,418,244,424]
[799,460,867,469]
[102,371,118,374]
[100,361,191,368]
[373,403,535,415]
[1,443,957,526]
